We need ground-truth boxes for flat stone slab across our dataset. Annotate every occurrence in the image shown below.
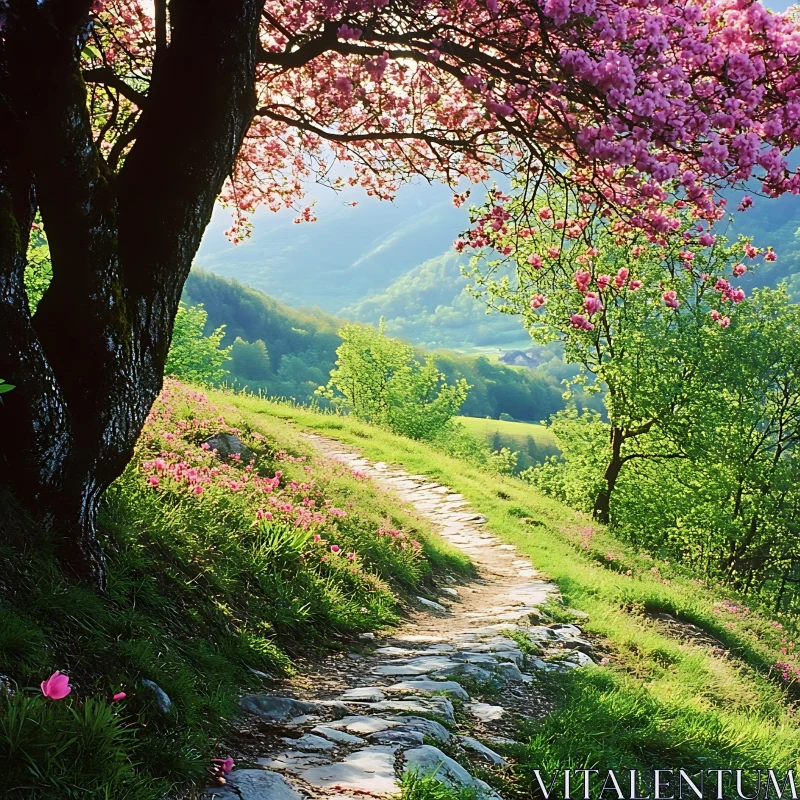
[373,655,457,676]
[327,715,402,735]
[416,596,447,612]
[312,725,365,745]
[385,715,451,743]
[204,769,302,800]
[339,687,386,702]
[466,702,506,723]
[385,679,469,701]
[300,745,400,796]
[280,733,336,752]
[460,736,508,766]
[239,695,319,723]
[365,697,455,724]
[403,746,499,798]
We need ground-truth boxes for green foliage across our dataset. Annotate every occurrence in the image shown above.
[24,217,52,314]
[230,337,270,381]
[165,302,231,385]
[0,378,13,396]
[320,321,470,440]
[184,268,568,422]
[0,694,159,799]
[0,382,469,797]
[400,771,481,800]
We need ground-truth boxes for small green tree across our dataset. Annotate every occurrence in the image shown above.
[165,303,231,385]
[320,321,469,440]
[231,337,271,381]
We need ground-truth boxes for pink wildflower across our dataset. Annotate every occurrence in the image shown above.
[41,671,71,700]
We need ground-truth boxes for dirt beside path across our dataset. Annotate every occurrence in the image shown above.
[204,434,598,800]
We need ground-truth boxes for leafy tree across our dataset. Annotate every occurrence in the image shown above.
[165,303,231,385]
[2,0,799,583]
[467,190,765,521]
[231,337,271,381]
[321,322,469,440]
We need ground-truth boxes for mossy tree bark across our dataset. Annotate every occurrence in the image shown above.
[0,0,260,587]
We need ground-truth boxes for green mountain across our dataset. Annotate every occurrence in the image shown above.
[183,268,571,423]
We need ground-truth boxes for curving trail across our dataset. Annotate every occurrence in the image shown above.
[204,434,597,800]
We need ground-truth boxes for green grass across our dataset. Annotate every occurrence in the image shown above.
[456,416,560,472]
[230,394,800,779]
[0,382,471,798]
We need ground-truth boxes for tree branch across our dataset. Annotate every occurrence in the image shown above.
[83,67,148,108]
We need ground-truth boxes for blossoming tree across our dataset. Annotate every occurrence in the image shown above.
[1,0,800,584]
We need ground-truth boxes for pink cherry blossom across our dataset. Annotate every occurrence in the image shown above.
[527,253,543,269]
[628,279,642,291]
[574,270,591,293]
[597,274,611,288]
[584,292,603,315]
[614,268,629,288]
[663,290,679,309]
[570,314,594,331]
[732,263,746,277]
[41,671,71,700]
[765,250,778,262]
[530,293,546,310]
[718,316,731,328]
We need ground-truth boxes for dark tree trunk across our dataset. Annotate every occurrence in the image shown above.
[0,0,261,587]
[593,426,624,525]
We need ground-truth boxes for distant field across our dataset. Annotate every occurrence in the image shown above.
[457,415,560,471]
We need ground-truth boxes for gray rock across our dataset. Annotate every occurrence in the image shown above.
[366,696,455,724]
[385,679,469,701]
[460,736,508,766]
[316,699,352,718]
[432,662,494,682]
[375,646,417,657]
[559,638,594,655]
[416,596,447,612]
[327,715,402,734]
[465,702,505,723]
[311,725,365,745]
[403,746,499,797]
[204,769,302,800]
[140,680,171,714]
[280,733,336,752]
[494,661,524,681]
[202,433,254,463]
[386,715,451,743]
[374,655,457,676]
[340,687,386,703]
[300,746,399,795]
[563,651,595,668]
[239,695,320,723]
[549,623,584,639]
[440,587,459,597]
[369,728,426,747]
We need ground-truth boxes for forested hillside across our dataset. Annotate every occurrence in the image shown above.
[183,269,569,423]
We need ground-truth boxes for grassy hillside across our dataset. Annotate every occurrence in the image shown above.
[0,381,469,798]
[456,415,560,472]
[183,268,569,423]
[228,394,800,789]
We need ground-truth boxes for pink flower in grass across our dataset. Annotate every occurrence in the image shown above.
[41,671,71,700]
[212,757,235,775]
[112,692,127,702]
[331,545,341,554]
[346,552,356,561]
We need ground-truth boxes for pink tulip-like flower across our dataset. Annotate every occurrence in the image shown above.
[148,476,160,487]
[663,290,679,309]
[718,316,731,328]
[574,269,591,292]
[765,250,777,262]
[597,274,610,288]
[193,485,204,496]
[527,253,542,269]
[112,692,127,702]
[538,207,553,220]
[732,263,747,276]
[698,233,715,247]
[331,545,340,554]
[744,243,758,259]
[530,293,546,310]
[313,534,322,542]
[584,292,603,315]
[569,314,594,331]
[710,309,722,321]
[679,250,694,262]
[628,279,642,291]
[201,442,211,450]
[212,757,235,775]
[41,671,71,700]
[614,267,629,288]
[346,552,356,561]
[738,195,753,211]
[547,247,561,259]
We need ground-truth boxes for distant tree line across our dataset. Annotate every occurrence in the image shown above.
[183,269,567,424]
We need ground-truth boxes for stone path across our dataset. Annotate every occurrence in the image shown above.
[204,435,598,800]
